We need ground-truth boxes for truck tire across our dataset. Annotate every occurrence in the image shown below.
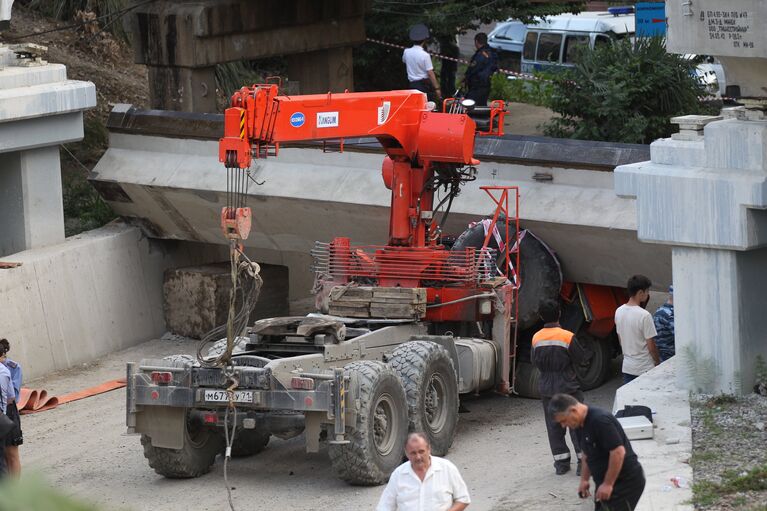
[388,341,459,456]
[329,361,409,485]
[574,332,613,391]
[231,429,270,457]
[513,361,541,399]
[141,413,224,478]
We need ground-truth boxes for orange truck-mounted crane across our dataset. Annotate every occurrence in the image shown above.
[126,85,624,487]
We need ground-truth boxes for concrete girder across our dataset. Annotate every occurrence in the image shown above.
[127,0,367,111]
[90,107,674,310]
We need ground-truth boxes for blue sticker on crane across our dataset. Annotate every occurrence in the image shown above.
[290,112,305,128]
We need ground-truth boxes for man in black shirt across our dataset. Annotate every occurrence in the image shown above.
[549,394,646,510]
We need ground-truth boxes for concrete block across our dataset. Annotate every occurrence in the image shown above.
[704,118,767,172]
[670,132,703,142]
[163,263,289,339]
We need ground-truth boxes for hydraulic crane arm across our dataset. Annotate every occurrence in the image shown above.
[219,84,477,169]
[218,84,483,248]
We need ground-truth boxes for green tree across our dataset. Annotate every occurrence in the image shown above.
[543,37,717,144]
[355,0,584,92]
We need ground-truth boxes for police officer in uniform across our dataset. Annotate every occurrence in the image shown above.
[402,23,441,104]
[463,32,498,106]
[532,299,588,475]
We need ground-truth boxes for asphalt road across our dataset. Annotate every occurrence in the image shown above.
[22,337,621,511]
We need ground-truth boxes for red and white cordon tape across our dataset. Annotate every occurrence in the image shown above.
[366,37,539,81]
[365,37,730,103]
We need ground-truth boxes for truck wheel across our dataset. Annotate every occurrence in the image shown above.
[141,413,224,478]
[329,361,408,485]
[389,341,459,456]
[231,429,270,457]
[574,333,613,390]
[513,361,541,399]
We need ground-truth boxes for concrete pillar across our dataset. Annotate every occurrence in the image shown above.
[287,47,354,94]
[0,45,95,257]
[616,113,767,394]
[0,148,65,255]
[148,65,218,113]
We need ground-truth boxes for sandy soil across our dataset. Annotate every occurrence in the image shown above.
[21,337,621,511]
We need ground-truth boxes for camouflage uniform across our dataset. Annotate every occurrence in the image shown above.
[653,303,675,362]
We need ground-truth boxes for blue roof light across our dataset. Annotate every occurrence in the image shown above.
[608,6,635,16]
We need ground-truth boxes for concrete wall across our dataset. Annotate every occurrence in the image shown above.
[0,222,227,380]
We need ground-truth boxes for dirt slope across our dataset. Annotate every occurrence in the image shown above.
[1,5,149,119]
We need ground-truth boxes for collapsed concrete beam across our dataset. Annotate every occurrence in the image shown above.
[90,105,671,310]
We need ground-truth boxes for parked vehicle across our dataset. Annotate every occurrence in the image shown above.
[521,9,635,74]
[487,20,526,71]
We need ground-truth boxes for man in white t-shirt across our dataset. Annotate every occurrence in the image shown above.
[402,23,442,104]
[614,274,660,385]
[377,432,470,511]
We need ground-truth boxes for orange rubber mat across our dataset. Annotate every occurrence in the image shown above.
[18,378,126,415]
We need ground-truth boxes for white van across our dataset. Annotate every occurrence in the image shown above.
[520,9,635,74]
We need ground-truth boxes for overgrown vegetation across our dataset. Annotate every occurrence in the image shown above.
[489,73,553,107]
[693,464,767,509]
[543,37,718,144]
[61,116,116,236]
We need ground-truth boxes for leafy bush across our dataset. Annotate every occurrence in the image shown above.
[543,37,717,144]
[489,72,553,107]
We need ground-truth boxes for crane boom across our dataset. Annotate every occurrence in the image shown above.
[218,84,481,247]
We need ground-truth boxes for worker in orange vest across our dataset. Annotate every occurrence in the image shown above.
[532,299,588,475]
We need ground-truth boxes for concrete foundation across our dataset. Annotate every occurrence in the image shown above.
[0,222,228,380]
[616,114,767,394]
[0,46,95,257]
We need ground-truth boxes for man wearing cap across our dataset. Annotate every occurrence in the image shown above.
[653,286,675,362]
[463,32,498,106]
[403,23,441,104]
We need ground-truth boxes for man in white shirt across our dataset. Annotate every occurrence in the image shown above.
[402,24,442,104]
[377,432,470,511]
[615,275,660,385]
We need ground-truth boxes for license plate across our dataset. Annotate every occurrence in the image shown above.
[204,390,254,404]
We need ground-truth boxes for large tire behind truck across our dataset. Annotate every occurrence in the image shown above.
[329,361,409,486]
[140,354,224,478]
[141,413,224,478]
[231,429,270,457]
[389,341,459,456]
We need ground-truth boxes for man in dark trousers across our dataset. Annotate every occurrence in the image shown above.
[463,32,497,106]
[532,299,587,475]
[550,394,646,511]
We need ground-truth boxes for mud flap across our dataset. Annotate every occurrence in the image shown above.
[135,406,186,449]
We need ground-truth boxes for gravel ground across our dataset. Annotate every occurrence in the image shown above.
[20,336,622,511]
[690,392,767,510]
